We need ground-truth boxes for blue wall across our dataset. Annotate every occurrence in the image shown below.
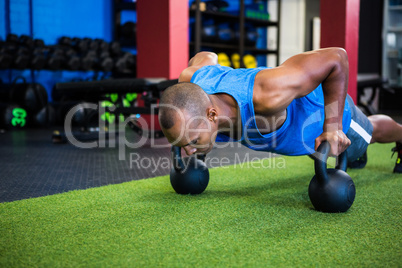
[0,0,6,39]
[0,0,117,101]
[1,0,113,43]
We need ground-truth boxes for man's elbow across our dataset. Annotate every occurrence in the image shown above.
[189,51,218,66]
[196,51,218,59]
[331,47,349,69]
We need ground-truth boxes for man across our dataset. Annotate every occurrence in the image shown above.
[158,48,402,173]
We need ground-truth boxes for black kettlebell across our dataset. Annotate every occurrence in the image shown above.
[170,146,209,195]
[308,141,356,213]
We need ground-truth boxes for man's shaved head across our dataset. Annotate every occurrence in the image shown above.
[158,82,211,130]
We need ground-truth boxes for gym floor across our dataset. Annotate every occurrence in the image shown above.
[0,127,270,203]
[1,111,401,267]
[1,109,401,203]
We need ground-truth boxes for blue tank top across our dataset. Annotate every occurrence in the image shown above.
[191,65,352,156]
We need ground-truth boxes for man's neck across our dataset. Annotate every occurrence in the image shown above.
[208,93,240,131]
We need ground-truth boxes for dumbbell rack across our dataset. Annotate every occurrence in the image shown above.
[190,0,281,67]
[113,0,137,49]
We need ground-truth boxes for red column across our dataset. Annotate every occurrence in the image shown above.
[137,0,189,79]
[320,0,360,103]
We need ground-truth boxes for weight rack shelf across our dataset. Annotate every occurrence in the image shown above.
[189,42,278,55]
[190,10,278,27]
[190,0,281,66]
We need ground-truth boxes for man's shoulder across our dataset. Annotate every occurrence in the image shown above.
[178,66,199,82]
[179,64,227,82]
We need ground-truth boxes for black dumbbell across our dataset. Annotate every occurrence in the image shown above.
[114,52,136,73]
[33,39,45,48]
[63,48,81,70]
[55,38,82,70]
[19,34,34,48]
[83,38,99,51]
[81,50,97,70]
[45,47,67,70]
[120,22,136,42]
[1,39,31,69]
[46,47,64,70]
[71,37,89,54]
[81,49,113,72]
[94,39,109,53]
[96,51,113,72]
[18,35,47,69]
[13,46,31,69]
[26,38,47,70]
[30,47,46,70]
[109,41,121,56]
[6,34,19,44]
[0,42,13,69]
[58,36,72,47]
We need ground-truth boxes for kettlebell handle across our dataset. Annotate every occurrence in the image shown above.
[171,146,207,172]
[172,146,185,172]
[315,141,348,183]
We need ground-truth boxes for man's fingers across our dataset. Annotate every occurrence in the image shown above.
[315,136,324,151]
[315,132,351,156]
[329,140,338,156]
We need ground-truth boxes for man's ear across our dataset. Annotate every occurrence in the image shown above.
[206,108,218,122]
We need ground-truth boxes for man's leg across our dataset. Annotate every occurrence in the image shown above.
[368,115,402,173]
[368,115,402,144]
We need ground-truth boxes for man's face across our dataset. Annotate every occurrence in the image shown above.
[163,110,218,156]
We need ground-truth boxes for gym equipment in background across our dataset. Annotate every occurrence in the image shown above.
[217,23,235,44]
[170,146,210,195]
[201,19,218,42]
[231,53,240,68]
[309,141,356,213]
[244,23,259,47]
[53,78,178,139]
[243,54,257,68]
[0,103,28,129]
[1,34,135,74]
[119,21,136,46]
[0,77,54,129]
[217,52,231,67]
[0,34,47,70]
[0,77,47,113]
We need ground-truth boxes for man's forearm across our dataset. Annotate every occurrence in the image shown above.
[321,49,349,132]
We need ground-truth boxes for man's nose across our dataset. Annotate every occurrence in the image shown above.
[183,146,197,156]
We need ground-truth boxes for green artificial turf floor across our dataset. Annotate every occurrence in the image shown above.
[0,143,401,267]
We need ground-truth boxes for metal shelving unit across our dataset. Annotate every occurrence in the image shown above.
[112,0,136,48]
[190,0,281,66]
[382,0,402,86]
